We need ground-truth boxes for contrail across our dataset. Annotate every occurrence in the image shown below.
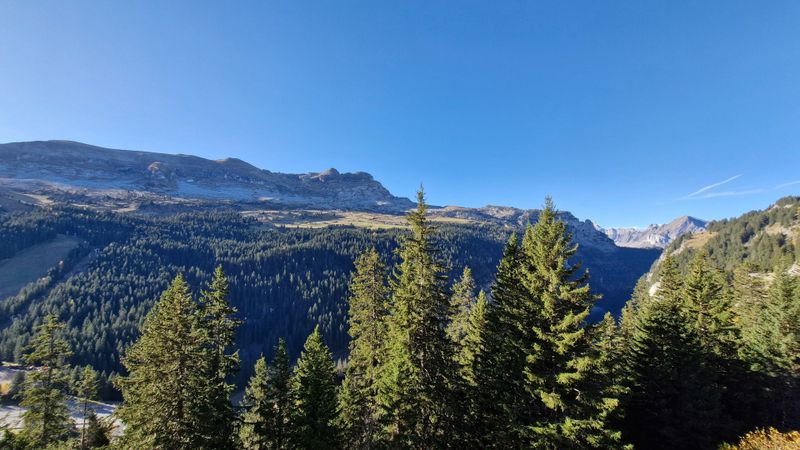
[685,174,742,198]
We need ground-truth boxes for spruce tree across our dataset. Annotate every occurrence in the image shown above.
[683,252,736,355]
[455,290,489,447]
[240,356,271,450]
[75,366,99,450]
[115,274,215,450]
[291,326,339,450]
[375,188,459,448]
[475,233,528,446]
[447,266,477,346]
[682,252,743,441]
[240,339,293,450]
[622,261,720,450]
[739,269,800,428]
[339,248,389,449]
[82,412,110,449]
[517,198,623,448]
[17,314,73,448]
[198,266,241,450]
[458,290,487,387]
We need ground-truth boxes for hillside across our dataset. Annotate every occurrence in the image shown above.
[641,196,800,289]
[0,205,658,396]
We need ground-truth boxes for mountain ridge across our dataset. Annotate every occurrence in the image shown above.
[0,140,415,212]
[0,140,627,252]
[600,215,708,249]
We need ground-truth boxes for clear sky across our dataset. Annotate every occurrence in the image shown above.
[1,1,799,227]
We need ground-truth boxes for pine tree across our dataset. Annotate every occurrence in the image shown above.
[291,326,339,450]
[683,252,745,441]
[239,356,270,450]
[75,366,99,450]
[458,290,487,387]
[375,188,460,448]
[82,412,110,449]
[622,264,720,450]
[339,248,389,449]
[198,266,241,450]
[683,252,736,355]
[17,314,73,448]
[447,266,477,345]
[455,290,489,447]
[239,339,293,450]
[584,313,629,448]
[739,269,800,428]
[115,274,215,450]
[474,233,528,446]
[517,198,623,448]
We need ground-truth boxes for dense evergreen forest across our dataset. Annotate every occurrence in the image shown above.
[0,203,656,396]
[2,192,798,449]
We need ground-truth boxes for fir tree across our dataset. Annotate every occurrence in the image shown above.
[291,326,339,450]
[455,290,489,447]
[115,274,215,450]
[683,252,736,355]
[17,315,73,448]
[75,366,98,450]
[198,266,241,450]
[239,356,270,450]
[622,268,720,450]
[239,339,293,450]
[739,269,800,428]
[475,233,528,446]
[458,290,487,387]
[339,248,389,449]
[447,266,477,345]
[376,188,460,448]
[517,198,623,448]
[82,412,110,449]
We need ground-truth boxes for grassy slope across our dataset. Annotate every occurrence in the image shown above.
[0,235,81,299]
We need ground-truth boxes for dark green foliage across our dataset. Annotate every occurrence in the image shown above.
[115,275,217,450]
[17,315,74,448]
[446,266,477,345]
[75,366,99,450]
[291,327,340,450]
[338,248,389,449]
[239,339,293,450]
[475,233,528,446]
[478,200,625,448]
[622,277,720,450]
[518,199,624,448]
[458,290,487,388]
[82,412,110,449]
[739,270,800,429]
[0,205,657,399]
[198,266,241,450]
[376,190,460,448]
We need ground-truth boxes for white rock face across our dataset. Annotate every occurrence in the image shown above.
[600,216,707,249]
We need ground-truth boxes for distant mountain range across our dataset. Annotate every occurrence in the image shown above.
[599,216,708,249]
[0,140,704,251]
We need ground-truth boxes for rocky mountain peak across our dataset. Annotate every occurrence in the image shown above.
[601,215,707,249]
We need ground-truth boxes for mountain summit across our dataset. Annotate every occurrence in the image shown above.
[601,215,707,249]
[0,140,415,211]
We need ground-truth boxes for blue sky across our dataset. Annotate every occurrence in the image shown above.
[1,1,799,227]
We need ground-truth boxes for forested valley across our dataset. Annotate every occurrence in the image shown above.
[1,192,798,449]
[0,200,656,397]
